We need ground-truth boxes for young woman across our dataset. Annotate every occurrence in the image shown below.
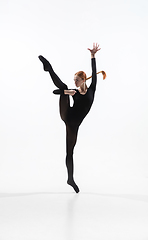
[38,43,106,193]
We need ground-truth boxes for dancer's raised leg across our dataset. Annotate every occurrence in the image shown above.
[38,55,68,90]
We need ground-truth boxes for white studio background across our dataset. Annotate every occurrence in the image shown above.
[0,0,148,193]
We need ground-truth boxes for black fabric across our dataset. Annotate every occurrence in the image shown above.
[54,58,97,126]
[53,89,64,95]
[39,56,97,193]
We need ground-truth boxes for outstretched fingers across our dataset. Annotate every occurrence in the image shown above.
[88,43,101,54]
[95,43,101,52]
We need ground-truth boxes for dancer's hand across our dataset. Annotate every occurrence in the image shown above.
[88,43,101,58]
[64,90,76,96]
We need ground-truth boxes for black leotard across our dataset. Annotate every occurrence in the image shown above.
[53,58,97,126]
[39,56,97,193]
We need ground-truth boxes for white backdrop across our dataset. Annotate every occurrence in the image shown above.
[0,0,148,193]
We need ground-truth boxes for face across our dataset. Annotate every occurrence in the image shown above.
[74,75,85,88]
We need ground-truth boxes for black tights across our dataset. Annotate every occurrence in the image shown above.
[39,56,79,193]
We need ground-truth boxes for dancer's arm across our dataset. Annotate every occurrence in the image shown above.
[53,89,76,96]
[64,90,76,96]
[88,43,101,90]
[90,58,97,90]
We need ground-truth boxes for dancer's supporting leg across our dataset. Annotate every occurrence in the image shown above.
[66,124,79,193]
[59,93,79,193]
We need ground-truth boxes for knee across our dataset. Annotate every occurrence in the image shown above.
[66,154,73,167]
[66,151,73,158]
[66,149,74,160]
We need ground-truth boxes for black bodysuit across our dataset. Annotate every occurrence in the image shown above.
[39,56,97,193]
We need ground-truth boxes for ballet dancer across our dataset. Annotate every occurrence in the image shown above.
[38,43,106,193]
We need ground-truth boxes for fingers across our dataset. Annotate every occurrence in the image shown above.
[88,43,101,52]
[95,43,101,53]
[71,91,76,96]
[95,43,100,50]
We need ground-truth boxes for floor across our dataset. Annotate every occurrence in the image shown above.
[0,188,148,240]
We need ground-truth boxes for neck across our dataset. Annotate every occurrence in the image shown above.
[79,82,87,93]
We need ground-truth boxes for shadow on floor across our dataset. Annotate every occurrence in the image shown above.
[0,192,148,203]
